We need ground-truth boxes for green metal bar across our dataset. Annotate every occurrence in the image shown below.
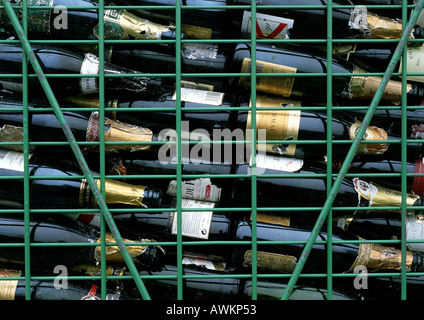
[174,0,183,301]
[325,0,333,301]
[20,0,31,300]
[280,0,424,300]
[249,0,258,301]
[0,0,152,300]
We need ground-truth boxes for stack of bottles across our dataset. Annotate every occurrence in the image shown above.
[0,0,423,300]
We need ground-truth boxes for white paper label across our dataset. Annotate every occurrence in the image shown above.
[349,6,368,31]
[171,199,214,239]
[399,45,424,84]
[241,11,293,39]
[406,213,424,252]
[352,177,378,205]
[251,152,303,172]
[182,257,226,270]
[172,88,224,106]
[80,53,100,94]
[0,149,32,172]
[167,178,221,202]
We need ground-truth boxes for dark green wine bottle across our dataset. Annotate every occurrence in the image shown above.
[231,42,424,105]
[234,95,424,162]
[228,0,424,40]
[0,149,162,209]
[0,212,165,269]
[0,0,183,41]
[0,268,135,300]
[231,153,424,213]
[0,43,163,98]
[0,97,161,154]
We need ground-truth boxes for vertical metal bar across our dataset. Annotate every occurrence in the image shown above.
[97,0,107,301]
[249,0,258,300]
[280,0,424,300]
[0,0,152,300]
[400,0,409,301]
[325,0,333,301]
[21,0,31,300]
[175,0,183,301]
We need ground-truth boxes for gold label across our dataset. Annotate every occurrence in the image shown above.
[367,12,408,39]
[349,6,413,39]
[349,242,412,272]
[181,24,212,39]
[255,213,291,226]
[94,8,176,40]
[79,179,147,208]
[86,112,153,152]
[0,125,24,150]
[240,58,296,97]
[348,66,411,105]
[0,269,21,300]
[352,177,420,210]
[246,96,301,156]
[243,250,297,273]
[349,119,388,155]
[94,233,160,263]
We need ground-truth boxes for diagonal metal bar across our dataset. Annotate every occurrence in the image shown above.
[0,0,152,300]
[281,0,424,300]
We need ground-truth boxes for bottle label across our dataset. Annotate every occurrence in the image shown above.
[80,53,99,94]
[243,250,297,273]
[182,43,218,60]
[405,213,424,252]
[251,152,303,173]
[93,8,176,40]
[167,178,221,203]
[398,44,424,84]
[349,241,412,272]
[349,119,388,155]
[181,80,214,92]
[181,257,226,271]
[352,177,420,211]
[413,0,424,28]
[86,112,153,152]
[240,58,296,97]
[94,233,159,263]
[255,212,291,226]
[246,96,301,156]
[64,212,101,228]
[172,88,225,106]
[181,23,212,39]
[348,66,411,105]
[26,0,53,35]
[80,178,147,208]
[241,11,294,39]
[170,199,215,240]
[0,269,21,300]
[412,157,424,197]
[349,6,412,39]
[0,125,25,151]
[0,149,32,172]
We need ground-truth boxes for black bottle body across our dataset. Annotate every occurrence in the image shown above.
[107,43,235,92]
[235,99,424,162]
[231,42,424,105]
[0,43,163,99]
[228,0,422,40]
[111,0,230,39]
[0,149,162,209]
[231,157,424,212]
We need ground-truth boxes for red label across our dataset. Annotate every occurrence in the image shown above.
[250,17,288,39]
[88,284,98,296]
[77,214,95,224]
[411,124,424,139]
[205,185,211,199]
[412,158,424,197]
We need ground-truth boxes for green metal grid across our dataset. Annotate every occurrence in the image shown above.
[0,0,422,301]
